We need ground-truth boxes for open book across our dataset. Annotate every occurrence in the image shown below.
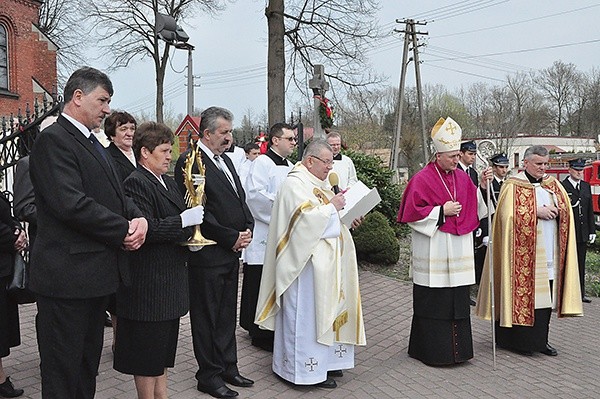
[338,181,382,228]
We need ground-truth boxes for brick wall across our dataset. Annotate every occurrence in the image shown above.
[0,0,57,116]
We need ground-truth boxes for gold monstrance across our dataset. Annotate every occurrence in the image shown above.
[181,141,217,246]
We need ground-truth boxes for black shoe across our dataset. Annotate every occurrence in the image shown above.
[251,337,274,352]
[315,377,337,389]
[104,312,112,327]
[0,377,24,398]
[469,298,476,306]
[327,370,344,378]
[197,384,238,398]
[583,297,592,303]
[222,374,254,387]
[540,344,558,356]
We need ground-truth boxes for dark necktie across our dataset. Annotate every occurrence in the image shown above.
[89,133,108,163]
[214,155,238,195]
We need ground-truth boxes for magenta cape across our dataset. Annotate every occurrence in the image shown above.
[397,162,479,236]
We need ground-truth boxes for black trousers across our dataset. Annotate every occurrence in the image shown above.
[576,241,587,296]
[36,294,109,399]
[189,261,240,389]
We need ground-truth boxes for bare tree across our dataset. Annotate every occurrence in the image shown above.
[84,0,225,123]
[37,0,88,88]
[535,60,580,136]
[265,0,383,126]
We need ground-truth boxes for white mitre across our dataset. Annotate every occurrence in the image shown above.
[431,117,462,153]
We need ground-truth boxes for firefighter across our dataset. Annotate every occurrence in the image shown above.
[562,158,595,303]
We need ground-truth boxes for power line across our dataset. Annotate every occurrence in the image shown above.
[433,0,509,22]
[424,63,506,83]
[435,4,600,38]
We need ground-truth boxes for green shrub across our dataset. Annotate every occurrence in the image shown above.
[344,150,403,232]
[352,211,400,265]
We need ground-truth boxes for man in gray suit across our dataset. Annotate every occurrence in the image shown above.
[29,67,148,399]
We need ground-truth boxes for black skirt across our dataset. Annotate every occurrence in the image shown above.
[113,317,179,376]
[0,276,20,357]
[408,284,473,366]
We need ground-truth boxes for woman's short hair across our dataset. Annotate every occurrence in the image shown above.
[133,122,174,160]
[104,111,137,139]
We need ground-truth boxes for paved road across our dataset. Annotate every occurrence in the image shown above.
[6,270,599,398]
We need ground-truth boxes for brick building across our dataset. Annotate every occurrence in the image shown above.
[0,0,57,115]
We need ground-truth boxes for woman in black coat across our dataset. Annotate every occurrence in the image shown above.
[114,122,204,399]
[0,193,27,397]
[104,111,137,182]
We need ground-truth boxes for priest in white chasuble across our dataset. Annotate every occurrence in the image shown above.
[476,145,582,357]
[397,117,483,366]
[255,139,366,389]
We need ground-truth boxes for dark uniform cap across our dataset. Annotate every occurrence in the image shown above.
[490,153,509,166]
[568,158,586,171]
[460,140,476,152]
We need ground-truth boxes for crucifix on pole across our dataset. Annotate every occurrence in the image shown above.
[309,64,329,140]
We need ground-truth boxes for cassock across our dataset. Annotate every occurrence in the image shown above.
[397,161,480,366]
[240,149,293,341]
[476,172,583,352]
[331,153,358,190]
[255,163,366,384]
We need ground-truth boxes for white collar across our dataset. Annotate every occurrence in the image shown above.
[62,112,91,138]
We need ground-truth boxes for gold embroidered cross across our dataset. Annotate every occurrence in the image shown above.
[446,121,457,135]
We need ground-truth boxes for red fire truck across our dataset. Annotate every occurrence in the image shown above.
[544,160,600,214]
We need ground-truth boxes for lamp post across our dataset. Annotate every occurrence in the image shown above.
[155,13,195,116]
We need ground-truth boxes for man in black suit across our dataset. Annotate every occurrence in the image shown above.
[562,158,595,303]
[175,106,255,399]
[457,140,478,185]
[29,67,148,399]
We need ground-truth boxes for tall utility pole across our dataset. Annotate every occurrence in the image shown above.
[389,19,428,176]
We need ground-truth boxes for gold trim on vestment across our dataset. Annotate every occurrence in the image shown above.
[333,310,348,341]
[276,201,314,257]
[257,292,276,322]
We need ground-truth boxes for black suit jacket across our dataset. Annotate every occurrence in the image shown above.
[457,163,478,186]
[107,142,137,182]
[13,156,37,247]
[118,167,191,321]
[29,115,142,298]
[562,178,595,243]
[175,148,254,268]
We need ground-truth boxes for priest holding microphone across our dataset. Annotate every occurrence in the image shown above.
[255,139,366,389]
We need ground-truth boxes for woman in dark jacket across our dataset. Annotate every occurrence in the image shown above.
[104,111,137,182]
[0,193,27,397]
[114,122,204,399]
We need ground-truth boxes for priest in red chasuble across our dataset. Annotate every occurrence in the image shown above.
[397,117,488,366]
[476,145,582,356]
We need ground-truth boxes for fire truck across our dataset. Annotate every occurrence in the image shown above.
[544,159,600,214]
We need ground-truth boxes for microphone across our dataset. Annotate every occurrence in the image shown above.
[329,172,340,194]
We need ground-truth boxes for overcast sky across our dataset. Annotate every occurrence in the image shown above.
[104,0,600,126]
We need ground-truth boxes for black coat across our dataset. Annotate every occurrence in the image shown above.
[107,142,137,182]
[562,178,595,243]
[175,148,254,268]
[29,115,142,298]
[0,193,20,278]
[117,167,191,321]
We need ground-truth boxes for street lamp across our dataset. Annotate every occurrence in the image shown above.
[155,13,195,116]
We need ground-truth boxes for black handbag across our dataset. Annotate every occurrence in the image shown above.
[6,250,35,304]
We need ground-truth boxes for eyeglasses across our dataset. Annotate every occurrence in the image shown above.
[279,136,297,142]
[310,155,333,165]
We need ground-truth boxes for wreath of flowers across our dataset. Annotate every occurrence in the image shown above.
[314,95,334,130]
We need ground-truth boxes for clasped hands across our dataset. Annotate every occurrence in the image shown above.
[13,229,28,252]
[123,217,148,251]
[233,228,252,252]
[443,201,462,217]
[537,205,559,221]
